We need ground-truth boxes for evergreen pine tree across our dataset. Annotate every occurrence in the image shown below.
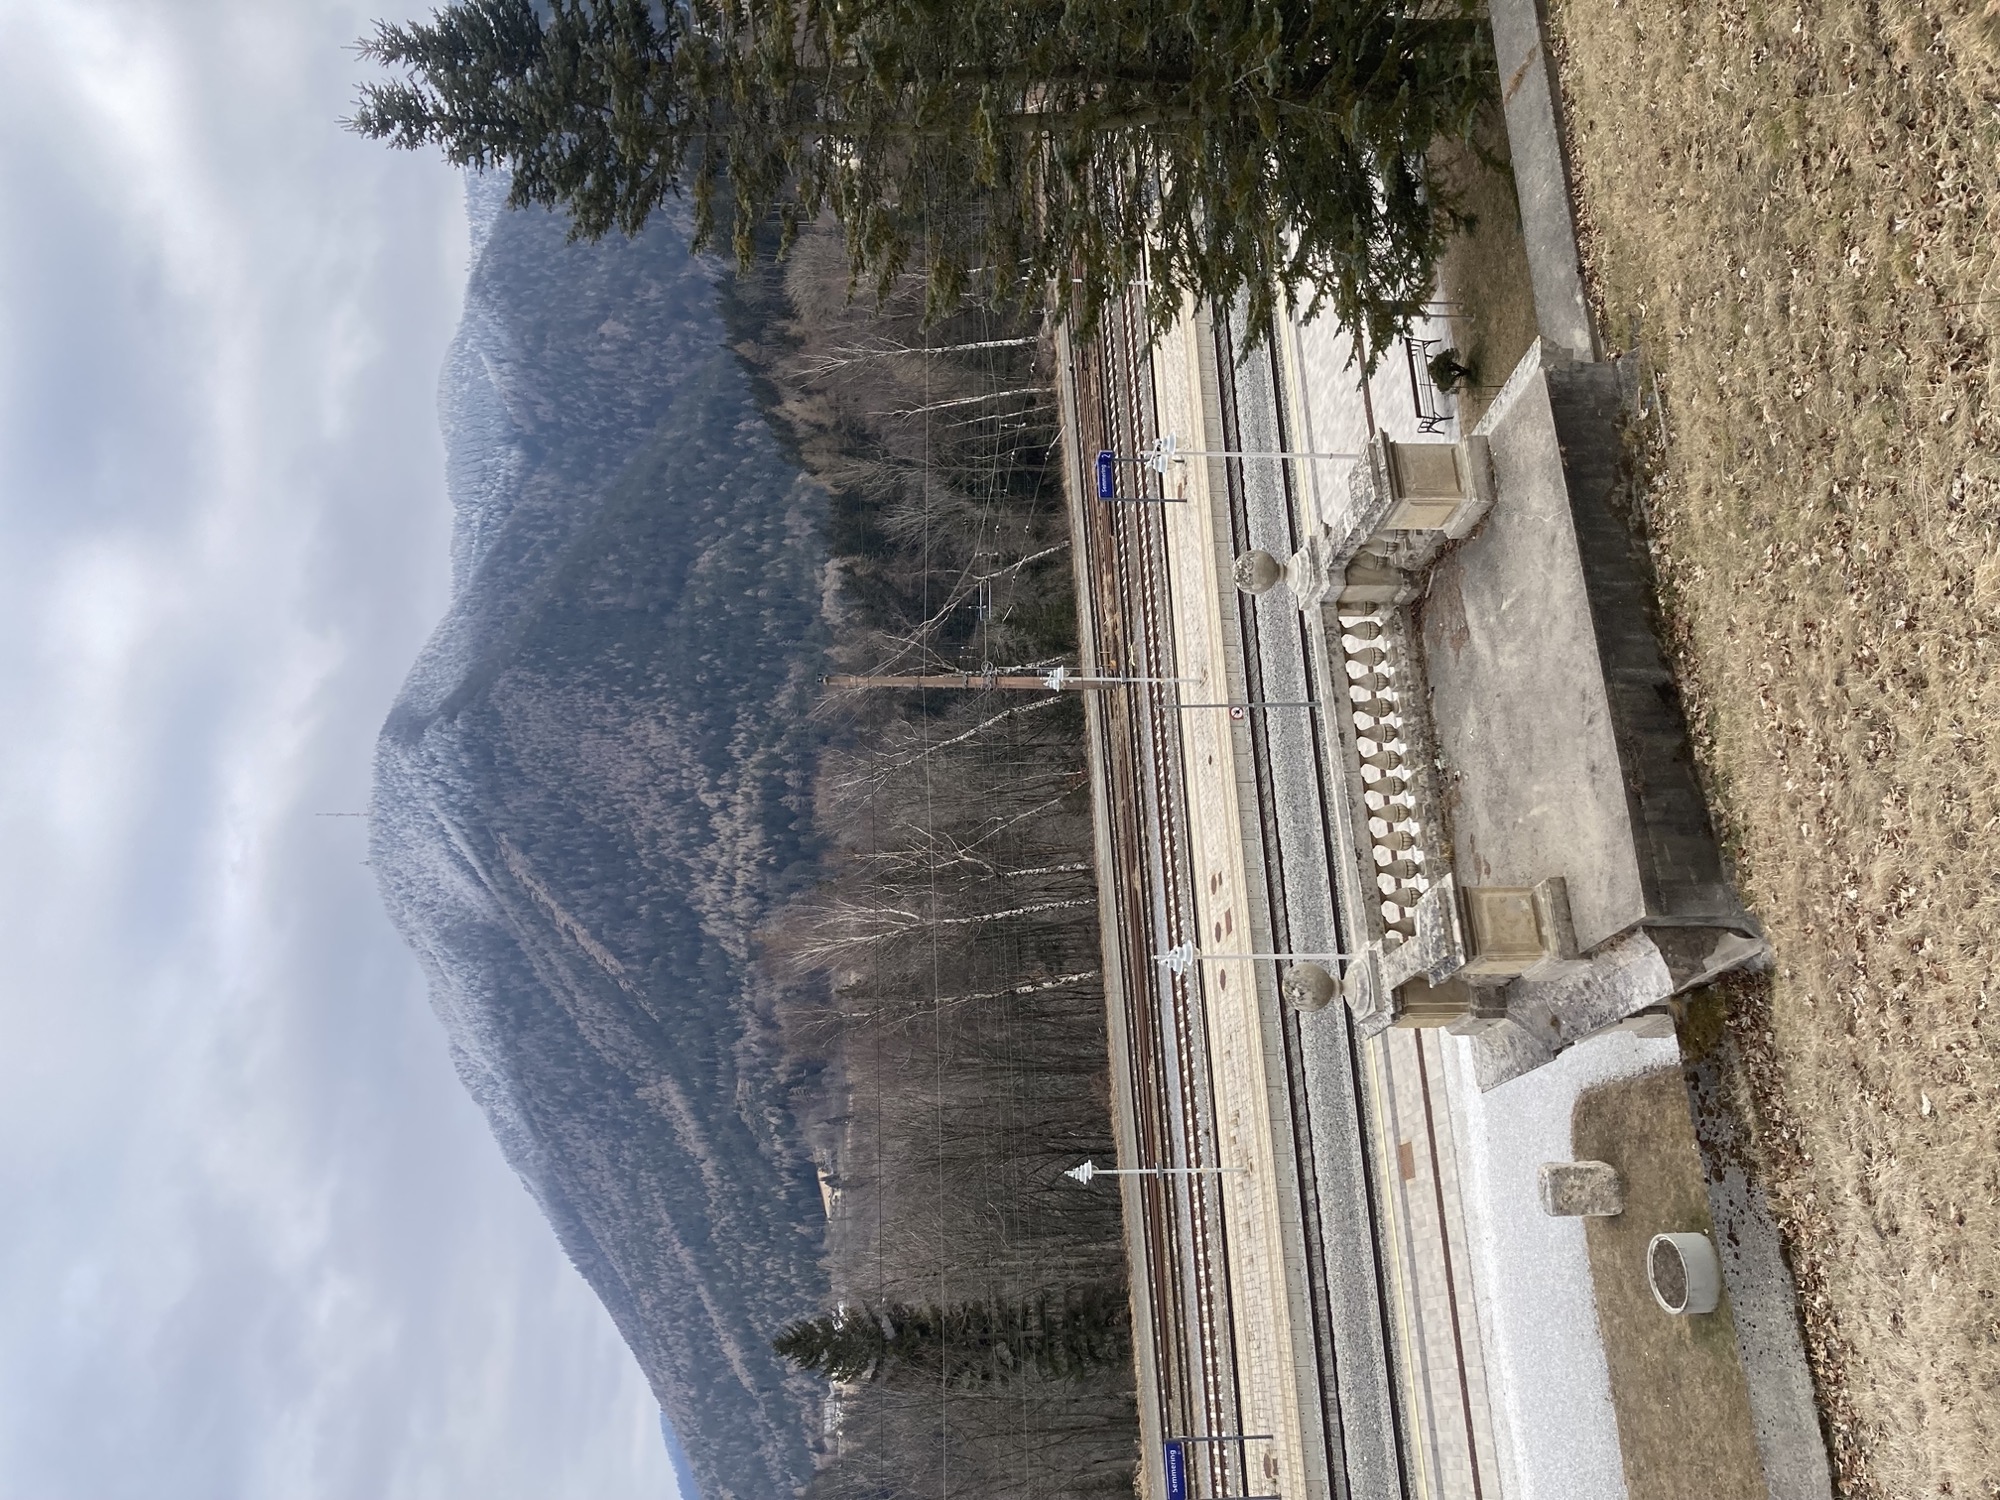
[772,1304,893,1383]
[774,1289,1131,1387]
[350,0,1493,363]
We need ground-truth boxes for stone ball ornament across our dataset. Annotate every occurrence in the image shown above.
[1233,549,1284,595]
[1281,962,1340,1012]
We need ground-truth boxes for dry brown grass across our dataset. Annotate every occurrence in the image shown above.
[1574,1067,1766,1500]
[1544,2,2000,1495]
[1434,115,1543,430]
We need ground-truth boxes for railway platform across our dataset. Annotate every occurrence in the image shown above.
[1058,284,1796,1500]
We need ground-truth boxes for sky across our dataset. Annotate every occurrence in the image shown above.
[0,1,682,1496]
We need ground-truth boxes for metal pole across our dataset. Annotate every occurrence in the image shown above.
[1174,701,1320,712]
[821,668,1199,693]
[1170,448,1359,460]
[1097,439,1360,484]
[1135,434,1361,475]
[1072,1160,1240,1184]
[1154,942,1350,977]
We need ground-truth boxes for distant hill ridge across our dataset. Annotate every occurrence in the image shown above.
[370,176,831,1500]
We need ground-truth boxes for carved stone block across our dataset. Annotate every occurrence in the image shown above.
[1523,875,1589,979]
[1538,1160,1626,1218]
[1459,885,1549,978]
[1379,437,1497,534]
[1392,975,1477,1028]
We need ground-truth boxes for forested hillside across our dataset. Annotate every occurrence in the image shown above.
[370,175,1136,1500]
[736,235,1140,1500]
[370,181,833,1500]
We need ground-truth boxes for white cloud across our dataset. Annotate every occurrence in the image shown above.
[0,1,682,1496]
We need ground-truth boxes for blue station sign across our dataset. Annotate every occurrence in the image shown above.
[1163,1441,1188,1500]
[1095,449,1117,500]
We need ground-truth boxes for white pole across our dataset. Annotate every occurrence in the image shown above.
[1042,664,1202,691]
[1142,433,1360,474]
[1065,1159,1248,1185]
[1154,942,1351,977]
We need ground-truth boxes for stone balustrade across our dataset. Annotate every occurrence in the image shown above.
[1336,604,1433,947]
[1239,433,1592,1034]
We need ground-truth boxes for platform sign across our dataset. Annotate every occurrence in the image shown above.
[1163,1441,1187,1500]
[1095,450,1117,499]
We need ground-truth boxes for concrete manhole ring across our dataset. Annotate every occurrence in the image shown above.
[1646,1231,1722,1316]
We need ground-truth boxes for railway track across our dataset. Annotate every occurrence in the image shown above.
[1068,293,1248,1500]
[1062,291,1496,1500]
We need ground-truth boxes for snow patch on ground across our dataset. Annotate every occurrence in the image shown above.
[1443,1027,1678,1500]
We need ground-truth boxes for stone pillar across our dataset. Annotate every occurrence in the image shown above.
[1457,876,1585,980]
[1356,433,1495,537]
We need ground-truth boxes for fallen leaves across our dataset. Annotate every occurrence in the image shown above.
[1551,0,2000,1494]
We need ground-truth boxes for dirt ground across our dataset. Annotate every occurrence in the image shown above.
[1573,1067,1766,1500]
[1542,2,2000,1496]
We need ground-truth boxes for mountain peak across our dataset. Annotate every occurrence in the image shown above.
[373,192,830,1500]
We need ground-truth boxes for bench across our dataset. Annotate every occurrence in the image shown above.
[1403,335,1453,435]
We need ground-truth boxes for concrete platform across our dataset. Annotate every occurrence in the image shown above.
[1405,342,1764,1085]
[1421,349,1651,953]
[1424,340,1754,949]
